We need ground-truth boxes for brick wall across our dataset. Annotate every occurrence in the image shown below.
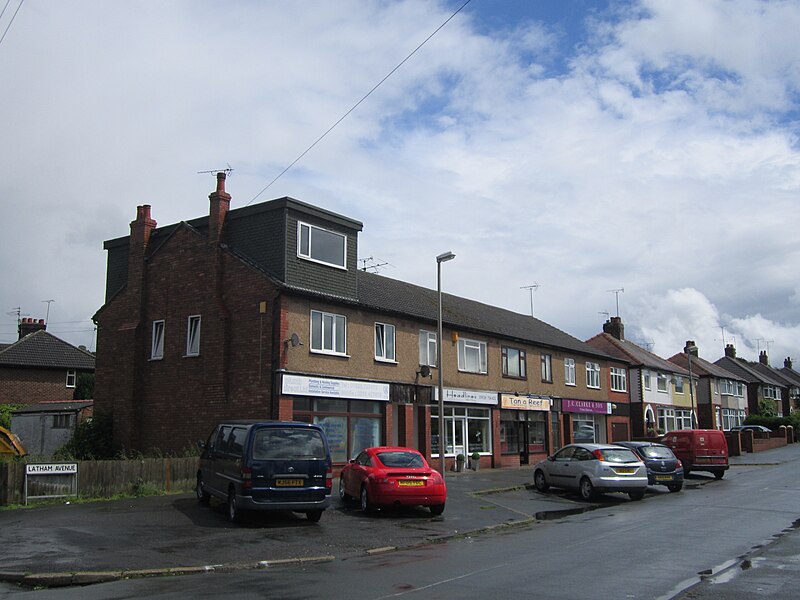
[0,367,77,404]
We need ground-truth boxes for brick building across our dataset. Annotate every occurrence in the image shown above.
[94,173,631,467]
[0,320,95,405]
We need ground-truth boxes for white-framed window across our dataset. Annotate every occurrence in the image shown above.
[151,320,165,360]
[658,407,676,433]
[657,373,668,393]
[586,362,600,389]
[458,338,487,374]
[643,371,651,390]
[610,367,627,392]
[310,310,347,355]
[502,346,527,379]
[541,354,552,382]
[65,370,76,388]
[763,385,778,400]
[676,409,692,429]
[564,358,576,386]
[186,315,201,356]
[298,221,346,269]
[419,330,437,367]
[736,382,745,397]
[374,322,396,362]
[674,376,684,393]
[713,379,719,395]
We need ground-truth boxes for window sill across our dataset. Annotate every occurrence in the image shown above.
[310,349,350,358]
[374,358,398,364]
[184,354,201,358]
[458,369,488,375]
[149,356,164,362]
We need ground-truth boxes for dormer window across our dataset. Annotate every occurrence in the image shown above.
[298,222,346,269]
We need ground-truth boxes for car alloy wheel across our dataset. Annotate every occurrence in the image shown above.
[360,485,373,515]
[196,476,210,504]
[534,470,549,492]
[579,477,595,501]
[228,489,239,523]
[338,476,349,501]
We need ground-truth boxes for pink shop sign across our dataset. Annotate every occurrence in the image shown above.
[562,399,611,414]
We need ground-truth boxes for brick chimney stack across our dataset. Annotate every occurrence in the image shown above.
[759,350,769,366]
[127,205,157,290]
[208,172,231,246]
[785,357,793,369]
[603,316,624,340]
[18,317,46,339]
[725,344,736,358]
[684,340,699,356]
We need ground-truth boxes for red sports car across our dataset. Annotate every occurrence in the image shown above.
[338,446,446,516]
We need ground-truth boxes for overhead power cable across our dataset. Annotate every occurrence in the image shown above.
[246,0,472,206]
[0,0,24,49]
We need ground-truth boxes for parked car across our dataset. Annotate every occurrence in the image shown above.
[730,424,771,433]
[196,420,332,523]
[614,441,684,492]
[339,446,446,515]
[660,429,729,479]
[532,443,648,501]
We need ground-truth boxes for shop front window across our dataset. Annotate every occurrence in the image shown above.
[432,406,491,456]
[293,398,383,462]
[573,415,596,443]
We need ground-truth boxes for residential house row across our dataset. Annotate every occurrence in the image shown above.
[92,174,798,470]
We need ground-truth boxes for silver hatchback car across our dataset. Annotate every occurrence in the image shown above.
[533,443,648,501]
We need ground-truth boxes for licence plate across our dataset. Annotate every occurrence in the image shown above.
[398,480,425,487]
[275,479,304,487]
[614,468,636,474]
[655,475,673,481]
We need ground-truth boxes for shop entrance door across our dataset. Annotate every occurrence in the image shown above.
[519,421,530,465]
[452,417,466,457]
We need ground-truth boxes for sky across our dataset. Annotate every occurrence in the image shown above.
[1,0,799,368]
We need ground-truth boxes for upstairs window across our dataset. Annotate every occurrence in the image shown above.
[419,330,437,367]
[763,385,778,400]
[298,222,346,269]
[674,376,684,393]
[65,370,76,388]
[186,315,201,356]
[502,346,527,379]
[611,367,627,392]
[311,310,347,355]
[151,320,165,360]
[586,362,600,389]
[540,354,552,383]
[564,358,576,386]
[643,371,651,390]
[657,373,668,392]
[458,338,487,374]
[374,322,396,362]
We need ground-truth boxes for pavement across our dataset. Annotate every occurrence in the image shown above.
[1,444,798,591]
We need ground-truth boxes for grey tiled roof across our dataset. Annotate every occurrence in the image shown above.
[0,331,96,370]
[586,333,689,375]
[668,353,745,381]
[714,356,785,386]
[356,271,617,360]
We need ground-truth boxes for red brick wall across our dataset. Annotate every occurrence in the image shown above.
[0,367,77,404]
[95,224,282,454]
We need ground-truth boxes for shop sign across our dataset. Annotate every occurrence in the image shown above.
[282,374,390,401]
[562,399,612,414]
[500,394,551,411]
[434,387,498,405]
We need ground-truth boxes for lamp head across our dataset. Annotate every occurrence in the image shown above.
[436,251,456,264]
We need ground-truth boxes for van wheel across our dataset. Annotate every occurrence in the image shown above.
[227,489,240,523]
[667,484,683,493]
[714,470,725,480]
[534,469,549,492]
[306,510,323,523]
[360,485,374,515]
[196,476,210,505]
[628,491,645,501]
[579,477,595,501]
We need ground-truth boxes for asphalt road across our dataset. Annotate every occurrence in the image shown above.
[1,444,798,599]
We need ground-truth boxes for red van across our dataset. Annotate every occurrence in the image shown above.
[660,429,729,479]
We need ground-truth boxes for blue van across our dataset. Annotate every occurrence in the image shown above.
[196,421,332,522]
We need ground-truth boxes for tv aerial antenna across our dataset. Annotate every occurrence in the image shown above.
[520,283,540,317]
[607,287,624,317]
[197,164,233,176]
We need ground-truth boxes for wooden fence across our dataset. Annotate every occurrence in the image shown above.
[0,457,198,506]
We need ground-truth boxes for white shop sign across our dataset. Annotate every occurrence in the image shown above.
[282,374,390,401]
[434,387,498,405]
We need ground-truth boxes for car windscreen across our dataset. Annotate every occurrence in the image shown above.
[252,428,326,460]
[639,445,675,459]
[376,451,425,468]
[597,448,639,463]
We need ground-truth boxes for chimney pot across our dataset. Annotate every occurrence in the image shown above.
[725,344,736,358]
[759,350,769,366]
[603,316,625,340]
[785,357,793,369]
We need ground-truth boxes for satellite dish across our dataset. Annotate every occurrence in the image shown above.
[290,333,302,347]
[419,365,431,378]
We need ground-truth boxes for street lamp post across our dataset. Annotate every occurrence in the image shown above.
[686,342,697,428]
[436,251,455,477]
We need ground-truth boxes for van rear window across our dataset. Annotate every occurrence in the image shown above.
[252,428,326,460]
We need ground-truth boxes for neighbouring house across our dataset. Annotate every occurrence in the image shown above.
[93,173,631,469]
[0,321,96,406]
[586,317,694,437]
[778,358,800,412]
[715,346,790,418]
[11,401,93,457]
[667,341,748,430]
